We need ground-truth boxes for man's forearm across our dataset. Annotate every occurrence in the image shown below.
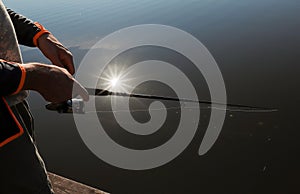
[6,8,49,47]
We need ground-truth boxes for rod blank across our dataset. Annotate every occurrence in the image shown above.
[86,88,277,112]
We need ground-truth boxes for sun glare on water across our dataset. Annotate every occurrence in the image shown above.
[110,77,120,88]
[99,64,132,93]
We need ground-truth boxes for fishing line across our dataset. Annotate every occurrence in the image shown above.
[84,105,278,114]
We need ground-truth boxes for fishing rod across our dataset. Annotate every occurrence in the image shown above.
[46,88,277,114]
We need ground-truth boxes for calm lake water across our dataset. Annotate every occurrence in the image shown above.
[3,0,300,193]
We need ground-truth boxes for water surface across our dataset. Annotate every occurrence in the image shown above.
[3,0,300,193]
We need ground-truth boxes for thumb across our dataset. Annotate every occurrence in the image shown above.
[72,80,89,101]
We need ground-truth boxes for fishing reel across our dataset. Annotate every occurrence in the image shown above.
[45,99,85,114]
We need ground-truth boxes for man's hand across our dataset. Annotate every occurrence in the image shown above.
[37,33,75,75]
[22,63,88,103]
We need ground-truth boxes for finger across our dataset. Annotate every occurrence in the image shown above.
[72,80,89,101]
[51,55,75,75]
[58,48,75,75]
[50,57,64,69]
[62,53,75,75]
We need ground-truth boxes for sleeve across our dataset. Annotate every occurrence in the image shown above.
[6,8,50,47]
[0,60,26,96]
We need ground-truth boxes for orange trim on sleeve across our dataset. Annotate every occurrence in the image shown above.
[33,22,50,46]
[12,64,26,95]
[0,97,24,147]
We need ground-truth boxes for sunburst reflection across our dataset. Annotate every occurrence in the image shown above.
[99,63,134,93]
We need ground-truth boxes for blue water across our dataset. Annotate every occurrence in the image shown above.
[3,0,300,193]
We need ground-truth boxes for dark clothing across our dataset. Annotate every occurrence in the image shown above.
[7,8,42,47]
[0,101,53,194]
[0,60,22,96]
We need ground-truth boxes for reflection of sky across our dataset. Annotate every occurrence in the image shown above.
[5,0,206,44]
[5,0,299,49]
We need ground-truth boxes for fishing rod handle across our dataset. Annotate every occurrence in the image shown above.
[45,99,85,114]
